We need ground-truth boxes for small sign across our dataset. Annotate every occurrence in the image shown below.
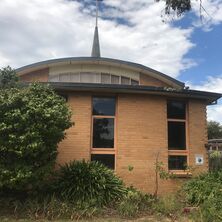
[195,155,204,165]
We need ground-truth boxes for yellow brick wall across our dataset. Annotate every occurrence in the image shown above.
[55,93,208,195]
[116,94,168,194]
[188,99,208,174]
[57,92,91,165]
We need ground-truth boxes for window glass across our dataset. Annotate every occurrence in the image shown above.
[111,75,120,84]
[59,73,70,82]
[121,76,130,85]
[49,75,59,82]
[167,101,186,119]
[93,118,114,148]
[131,79,139,85]
[70,73,80,82]
[93,97,116,116]
[91,154,115,169]
[101,73,111,84]
[168,156,187,170]
[168,122,186,150]
[81,72,99,83]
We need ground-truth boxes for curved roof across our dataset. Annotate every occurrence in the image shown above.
[16,57,185,88]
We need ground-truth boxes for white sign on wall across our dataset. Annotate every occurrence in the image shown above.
[195,154,204,165]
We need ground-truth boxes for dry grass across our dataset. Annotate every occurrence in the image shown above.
[0,216,193,222]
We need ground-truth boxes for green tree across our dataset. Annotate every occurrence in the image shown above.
[207,121,222,140]
[0,66,18,88]
[156,0,191,16]
[0,83,73,191]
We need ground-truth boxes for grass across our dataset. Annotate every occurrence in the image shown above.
[0,216,192,222]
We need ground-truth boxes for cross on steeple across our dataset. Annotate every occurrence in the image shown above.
[91,0,102,57]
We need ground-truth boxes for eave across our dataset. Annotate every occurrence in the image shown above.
[45,82,221,105]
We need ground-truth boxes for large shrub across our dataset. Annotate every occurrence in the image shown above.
[0,83,73,191]
[182,171,222,205]
[55,160,127,206]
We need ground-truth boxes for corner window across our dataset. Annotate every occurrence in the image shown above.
[167,100,188,171]
[91,97,116,169]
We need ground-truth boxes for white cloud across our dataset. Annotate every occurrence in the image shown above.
[187,75,222,93]
[191,0,222,30]
[187,75,222,123]
[0,0,195,77]
[208,105,222,123]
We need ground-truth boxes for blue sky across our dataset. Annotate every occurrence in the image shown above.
[175,12,222,84]
[0,0,222,121]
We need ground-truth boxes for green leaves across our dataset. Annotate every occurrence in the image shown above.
[0,83,73,191]
[183,171,222,221]
[0,66,19,88]
[183,171,222,205]
[207,120,222,139]
[155,0,191,16]
[54,160,127,206]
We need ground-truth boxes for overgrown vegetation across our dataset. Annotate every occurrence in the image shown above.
[54,160,127,206]
[183,171,222,205]
[182,171,222,222]
[117,187,154,218]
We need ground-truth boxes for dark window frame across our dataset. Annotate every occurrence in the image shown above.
[91,96,117,170]
[91,154,115,169]
[167,99,189,172]
[168,155,187,170]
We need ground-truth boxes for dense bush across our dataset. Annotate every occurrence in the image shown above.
[183,171,222,221]
[54,160,127,205]
[117,187,154,218]
[182,171,222,205]
[0,83,73,191]
[198,192,222,222]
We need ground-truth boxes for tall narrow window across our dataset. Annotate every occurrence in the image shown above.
[167,100,188,171]
[91,97,116,169]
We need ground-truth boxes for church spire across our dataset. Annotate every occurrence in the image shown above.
[91,0,101,57]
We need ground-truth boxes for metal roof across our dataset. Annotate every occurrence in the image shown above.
[45,82,221,105]
[91,26,100,57]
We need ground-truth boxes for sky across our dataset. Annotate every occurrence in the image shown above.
[0,0,222,122]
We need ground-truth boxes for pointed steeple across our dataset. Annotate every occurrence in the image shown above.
[91,0,101,57]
